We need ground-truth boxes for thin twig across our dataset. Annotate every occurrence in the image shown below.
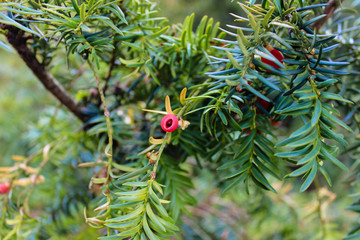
[88,62,114,183]
[103,41,118,95]
[88,61,114,236]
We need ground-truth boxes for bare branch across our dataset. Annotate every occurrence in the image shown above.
[1,24,88,122]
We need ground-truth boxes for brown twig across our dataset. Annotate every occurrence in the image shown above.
[102,40,118,95]
[1,24,87,122]
[313,0,345,30]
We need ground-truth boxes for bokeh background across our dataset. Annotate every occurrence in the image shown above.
[157,0,236,25]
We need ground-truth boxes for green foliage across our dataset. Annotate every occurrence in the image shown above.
[204,0,354,193]
[0,0,360,239]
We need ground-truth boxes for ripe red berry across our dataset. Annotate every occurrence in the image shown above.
[161,114,178,132]
[261,45,284,69]
[256,97,272,114]
[0,183,10,194]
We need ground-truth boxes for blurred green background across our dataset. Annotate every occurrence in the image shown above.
[0,47,52,164]
[157,0,237,26]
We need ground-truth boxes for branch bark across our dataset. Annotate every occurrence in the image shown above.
[1,24,87,122]
[314,0,345,30]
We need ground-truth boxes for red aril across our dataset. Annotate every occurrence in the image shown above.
[161,114,178,132]
[256,97,271,114]
[0,183,10,194]
[261,45,284,69]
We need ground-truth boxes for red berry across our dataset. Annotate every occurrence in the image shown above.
[161,114,178,132]
[261,46,284,69]
[0,183,10,194]
[256,97,272,114]
[272,121,280,126]
[258,97,271,109]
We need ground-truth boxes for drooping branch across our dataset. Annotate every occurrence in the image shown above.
[1,24,87,122]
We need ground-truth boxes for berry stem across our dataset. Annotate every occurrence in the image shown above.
[150,132,170,179]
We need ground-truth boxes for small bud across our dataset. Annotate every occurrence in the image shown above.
[146,151,158,164]
[179,119,190,130]
[149,159,157,165]
[236,84,243,93]
[149,153,158,164]
[265,45,274,51]
[249,62,255,70]
[310,48,315,55]
[150,172,156,180]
